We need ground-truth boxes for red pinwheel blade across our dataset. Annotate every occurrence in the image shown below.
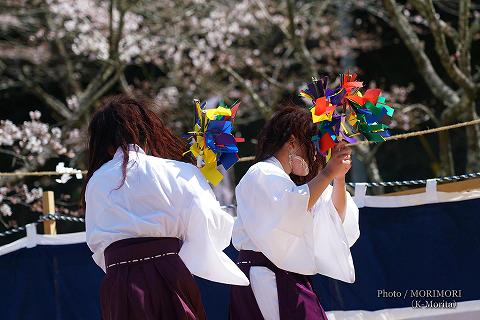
[343,73,357,83]
[315,97,329,115]
[363,88,382,104]
[320,133,336,153]
[345,81,363,92]
[230,101,241,119]
[347,95,365,106]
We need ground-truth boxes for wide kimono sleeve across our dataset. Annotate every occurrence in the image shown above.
[236,162,360,283]
[310,184,360,283]
[178,168,249,286]
[235,164,318,275]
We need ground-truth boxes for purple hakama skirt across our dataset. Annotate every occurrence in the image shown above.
[100,237,206,320]
[229,250,328,320]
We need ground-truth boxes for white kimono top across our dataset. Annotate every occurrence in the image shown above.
[233,156,360,319]
[85,144,249,286]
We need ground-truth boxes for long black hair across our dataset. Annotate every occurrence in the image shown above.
[82,94,194,209]
[255,103,324,185]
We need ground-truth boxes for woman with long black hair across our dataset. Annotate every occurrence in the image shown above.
[230,104,360,319]
[83,94,248,320]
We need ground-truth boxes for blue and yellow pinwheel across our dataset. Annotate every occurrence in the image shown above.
[184,98,243,186]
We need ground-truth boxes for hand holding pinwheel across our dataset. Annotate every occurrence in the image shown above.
[300,73,395,159]
[323,142,352,179]
[184,98,244,186]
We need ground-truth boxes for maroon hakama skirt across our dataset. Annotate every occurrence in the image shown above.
[100,237,206,320]
[229,250,328,320]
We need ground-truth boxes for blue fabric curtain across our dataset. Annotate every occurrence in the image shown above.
[1,198,479,319]
[0,243,103,319]
[313,197,480,311]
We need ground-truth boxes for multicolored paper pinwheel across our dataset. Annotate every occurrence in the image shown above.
[300,73,394,158]
[184,98,244,186]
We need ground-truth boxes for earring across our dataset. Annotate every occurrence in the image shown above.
[288,149,293,167]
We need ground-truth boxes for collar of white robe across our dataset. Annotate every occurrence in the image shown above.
[113,144,146,159]
[265,156,287,172]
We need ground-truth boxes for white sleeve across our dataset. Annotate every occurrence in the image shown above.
[310,184,360,283]
[178,169,249,286]
[236,165,318,275]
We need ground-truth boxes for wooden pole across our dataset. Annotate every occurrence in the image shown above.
[42,191,56,235]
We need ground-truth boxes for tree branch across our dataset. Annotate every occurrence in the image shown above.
[253,0,289,36]
[251,67,290,90]
[286,0,320,77]
[109,0,127,62]
[0,148,27,163]
[73,0,129,117]
[76,64,117,113]
[400,103,441,126]
[220,64,271,118]
[383,0,460,106]
[85,68,123,108]
[410,0,474,93]
[253,0,321,77]
[459,1,471,55]
[119,72,133,96]
[439,20,460,46]
[108,0,116,58]
[23,80,73,119]
[464,14,479,81]
[45,14,82,95]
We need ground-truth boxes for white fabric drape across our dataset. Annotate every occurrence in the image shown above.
[85,144,248,286]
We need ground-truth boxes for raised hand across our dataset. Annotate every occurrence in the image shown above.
[323,141,352,179]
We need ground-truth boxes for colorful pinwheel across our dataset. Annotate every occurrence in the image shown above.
[184,98,244,186]
[300,73,394,158]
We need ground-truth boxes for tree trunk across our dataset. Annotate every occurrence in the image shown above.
[437,131,455,176]
[465,102,480,172]
[357,144,384,194]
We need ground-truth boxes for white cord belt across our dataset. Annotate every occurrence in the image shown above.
[106,252,178,269]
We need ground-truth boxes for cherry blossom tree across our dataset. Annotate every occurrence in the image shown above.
[0,0,384,224]
[354,0,480,174]
[0,110,82,227]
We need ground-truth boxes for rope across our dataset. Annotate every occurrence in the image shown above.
[38,214,85,223]
[0,214,85,237]
[238,156,255,163]
[346,172,480,188]
[346,118,480,146]
[0,170,88,177]
[1,119,479,177]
